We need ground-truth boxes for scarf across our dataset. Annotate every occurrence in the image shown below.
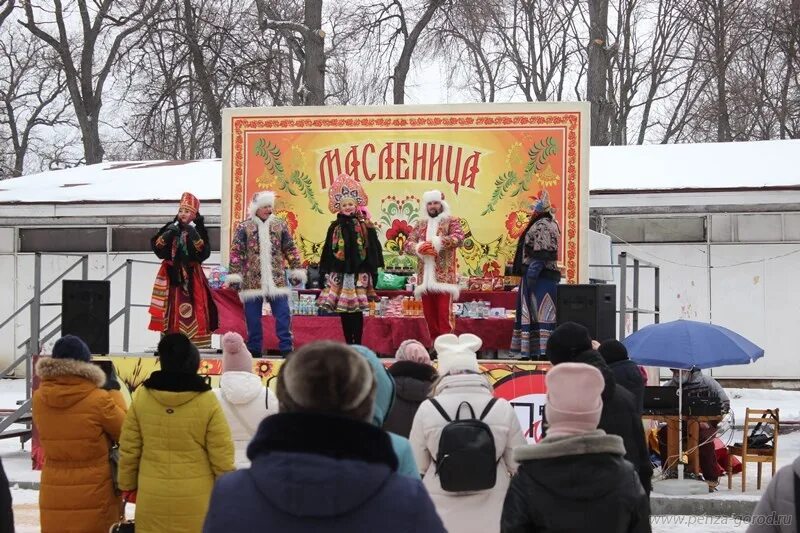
[337,213,365,274]
[513,212,551,275]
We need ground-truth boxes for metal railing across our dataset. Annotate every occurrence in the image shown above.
[589,251,660,340]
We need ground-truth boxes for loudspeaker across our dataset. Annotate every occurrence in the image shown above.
[62,280,110,354]
[556,284,616,342]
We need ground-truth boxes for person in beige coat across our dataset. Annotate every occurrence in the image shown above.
[409,333,526,533]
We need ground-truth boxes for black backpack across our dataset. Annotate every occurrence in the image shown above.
[428,397,499,492]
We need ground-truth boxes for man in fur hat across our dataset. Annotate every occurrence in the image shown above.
[226,191,306,357]
[404,190,464,341]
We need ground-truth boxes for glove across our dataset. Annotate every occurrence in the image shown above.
[121,490,137,504]
[418,242,437,257]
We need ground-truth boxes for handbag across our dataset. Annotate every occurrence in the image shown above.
[109,502,134,533]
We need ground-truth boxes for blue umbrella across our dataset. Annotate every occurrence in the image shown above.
[622,319,764,369]
[622,319,764,487]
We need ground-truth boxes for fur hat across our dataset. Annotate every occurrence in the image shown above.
[546,322,593,365]
[221,332,253,373]
[179,192,200,215]
[435,333,481,376]
[52,335,91,362]
[598,339,628,365]
[157,333,200,374]
[395,339,431,365]
[277,341,376,422]
[328,174,368,214]
[545,362,604,438]
[421,189,450,219]
[249,191,275,218]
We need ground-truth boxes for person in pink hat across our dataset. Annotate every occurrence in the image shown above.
[383,340,438,438]
[214,332,278,468]
[501,363,650,533]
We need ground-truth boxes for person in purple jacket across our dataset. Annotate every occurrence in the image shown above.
[203,340,445,533]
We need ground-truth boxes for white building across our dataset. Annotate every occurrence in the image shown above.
[0,140,797,380]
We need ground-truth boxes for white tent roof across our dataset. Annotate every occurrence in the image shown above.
[0,140,797,204]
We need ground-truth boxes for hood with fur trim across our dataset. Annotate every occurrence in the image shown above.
[35,357,107,409]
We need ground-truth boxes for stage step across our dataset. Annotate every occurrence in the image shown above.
[0,428,31,442]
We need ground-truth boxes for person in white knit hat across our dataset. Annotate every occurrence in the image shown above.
[226,191,306,357]
[409,333,525,533]
[214,332,279,468]
[404,190,465,342]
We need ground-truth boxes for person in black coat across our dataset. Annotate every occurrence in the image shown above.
[0,457,13,533]
[501,362,650,533]
[383,340,438,438]
[599,339,646,414]
[203,341,445,533]
[544,322,654,495]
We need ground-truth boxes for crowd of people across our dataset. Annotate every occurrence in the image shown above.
[0,321,791,532]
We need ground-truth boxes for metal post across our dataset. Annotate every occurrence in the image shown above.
[123,260,132,353]
[28,253,42,401]
[632,259,640,334]
[81,254,89,280]
[654,266,661,324]
[618,252,628,340]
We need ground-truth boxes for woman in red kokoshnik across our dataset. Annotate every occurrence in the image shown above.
[318,174,384,345]
[148,192,218,348]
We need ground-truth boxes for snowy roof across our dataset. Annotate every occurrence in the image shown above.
[0,160,222,204]
[590,139,800,192]
[0,140,798,204]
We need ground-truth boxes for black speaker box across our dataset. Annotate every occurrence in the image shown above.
[556,284,616,342]
[62,280,110,354]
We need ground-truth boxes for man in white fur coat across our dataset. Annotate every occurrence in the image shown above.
[226,191,306,357]
[404,190,465,341]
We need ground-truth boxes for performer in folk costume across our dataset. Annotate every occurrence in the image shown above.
[510,190,561,360]
[226,191,306,357]
[149,192,218,348]
[404,190,464,341]
[318,174,384,345]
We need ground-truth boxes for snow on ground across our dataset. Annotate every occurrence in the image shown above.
[728,388,800,424]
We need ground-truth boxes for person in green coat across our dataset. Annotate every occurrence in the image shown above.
[352,345,420,479]
[118,333,234,532]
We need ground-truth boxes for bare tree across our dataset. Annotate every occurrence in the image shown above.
[489,0,584,102]
[21,0,165,164]
[431,1,507,103]
[0,30,70,177]
[587,0,612,145]
[343,0,446,104]
[0,0,14,29]
[257,0,326,105]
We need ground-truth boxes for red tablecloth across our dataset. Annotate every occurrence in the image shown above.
[212,288,514,354]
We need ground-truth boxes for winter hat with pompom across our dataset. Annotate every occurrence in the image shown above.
[222,332,254,373]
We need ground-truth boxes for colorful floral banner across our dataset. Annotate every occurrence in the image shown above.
[222,104,590,282]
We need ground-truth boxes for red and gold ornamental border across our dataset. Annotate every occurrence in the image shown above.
[223,104,590,283]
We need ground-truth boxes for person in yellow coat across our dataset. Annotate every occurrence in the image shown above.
[33,335,127,533]
[118,333,234,532]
